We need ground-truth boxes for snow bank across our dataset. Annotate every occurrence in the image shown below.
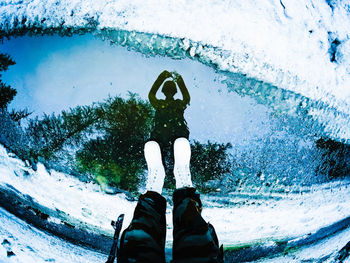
[0,0,349,142]
[0,145,137,234]
[1,144,350,249]
[0,207,106,263]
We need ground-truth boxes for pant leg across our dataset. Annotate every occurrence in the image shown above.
[119,191,167,263]
[172,187,223,263]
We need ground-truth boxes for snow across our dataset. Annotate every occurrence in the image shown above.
[258,227,350,262]
[1,144,350,252]
[0,207,106,263]
[0,0,349,142]
[0,145,137,233]
[205,182,350,246]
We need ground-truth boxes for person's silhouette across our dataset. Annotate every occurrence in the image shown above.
[148,70,190,148]
[117,71,223,263]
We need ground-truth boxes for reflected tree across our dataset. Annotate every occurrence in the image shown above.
[0,53,31,157]
[190,140,233,191]
[0,53,16,110]
[316,138,350,179]
[76,94,153,192]
[25,93,234,192]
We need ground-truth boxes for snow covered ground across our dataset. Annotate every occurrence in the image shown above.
[1,144,350,262]
[257,226,350,263]
[0,207,106,263]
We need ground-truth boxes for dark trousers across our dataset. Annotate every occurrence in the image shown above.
[118,188,223,263]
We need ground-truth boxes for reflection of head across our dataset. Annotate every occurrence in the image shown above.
[162,81,177,98]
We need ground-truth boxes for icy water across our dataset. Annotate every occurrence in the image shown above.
[1,34,272,145]
[1,34,340,189]
[0,33,350,262]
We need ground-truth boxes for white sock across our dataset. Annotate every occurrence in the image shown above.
[173,138,193,188]
[144,141,165,194]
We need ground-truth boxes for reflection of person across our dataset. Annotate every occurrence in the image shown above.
[118,139,224,263]
[148,70,191,183]
[148,70,190,148]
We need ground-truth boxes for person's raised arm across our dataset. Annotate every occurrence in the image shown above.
[149,70,172,106]
[173,72,190,105]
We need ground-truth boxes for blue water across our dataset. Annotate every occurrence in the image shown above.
[1,33,347,190]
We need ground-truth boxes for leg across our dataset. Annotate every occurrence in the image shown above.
[172,138,223,263]
[173,138,193,188]
[172,188,223,263]
[144,141,166,194]
[118,141,167,263]
[119,191,167,263]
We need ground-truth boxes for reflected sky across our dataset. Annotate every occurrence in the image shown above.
[0,34,271,145]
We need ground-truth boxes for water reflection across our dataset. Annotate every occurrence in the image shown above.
[0,33,350,262]
[0,34,345,191]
